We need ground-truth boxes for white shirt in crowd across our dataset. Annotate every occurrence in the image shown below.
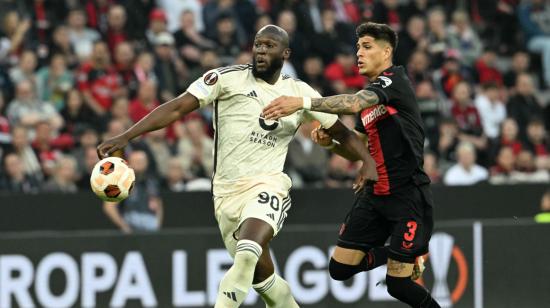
[474,94,506,139]
[443,163,489,186]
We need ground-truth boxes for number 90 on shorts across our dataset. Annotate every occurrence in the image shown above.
[240,189,291,236]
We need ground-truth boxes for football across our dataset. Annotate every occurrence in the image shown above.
[90,157,135,202]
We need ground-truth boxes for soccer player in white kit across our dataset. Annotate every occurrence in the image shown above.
[98,25,377,308]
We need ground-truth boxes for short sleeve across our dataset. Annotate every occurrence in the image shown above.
[186,69,224,107]
[300,82,338,128]
[365,75,400,105]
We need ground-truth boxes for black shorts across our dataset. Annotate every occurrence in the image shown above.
[337,184,434,263]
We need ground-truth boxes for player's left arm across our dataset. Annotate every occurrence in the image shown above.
[262,89,380,119]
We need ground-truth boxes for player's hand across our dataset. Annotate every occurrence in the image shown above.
[97,134,129,159]
[311,127,333,147]
[262,96,303,120]
[353,156,378,193]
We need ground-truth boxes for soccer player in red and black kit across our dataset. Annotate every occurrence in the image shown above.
[263,22,440,308]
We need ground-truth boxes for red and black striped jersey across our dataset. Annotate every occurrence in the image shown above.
[355,65,430,195]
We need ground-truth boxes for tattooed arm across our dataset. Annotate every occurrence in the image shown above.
[262,90,380,119]
[310,90,380,114]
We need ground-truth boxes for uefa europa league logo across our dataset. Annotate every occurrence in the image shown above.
[429,232,454,307]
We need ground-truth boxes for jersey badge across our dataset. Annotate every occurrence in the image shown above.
[203,72,219,85]
[378,76,392,88]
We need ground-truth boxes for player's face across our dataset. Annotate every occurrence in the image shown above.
[252,34,287,79]
[356,35,390,78]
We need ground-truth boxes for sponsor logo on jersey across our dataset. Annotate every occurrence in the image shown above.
[361,104,388,127]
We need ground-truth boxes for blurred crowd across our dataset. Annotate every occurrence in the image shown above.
[0,0,549,195]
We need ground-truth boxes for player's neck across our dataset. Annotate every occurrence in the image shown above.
[255,68,282,85]
[369,63,394,80]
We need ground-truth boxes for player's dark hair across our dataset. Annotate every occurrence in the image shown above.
[356,22,398,51]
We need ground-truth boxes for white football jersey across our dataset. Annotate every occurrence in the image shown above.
[186,64,338,196]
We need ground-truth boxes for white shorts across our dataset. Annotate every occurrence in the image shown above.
[213,175,292,257]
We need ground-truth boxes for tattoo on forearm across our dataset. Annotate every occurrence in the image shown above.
[310,90,379,114]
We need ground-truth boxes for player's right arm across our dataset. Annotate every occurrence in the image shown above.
[313,126,369,161]
[98,69,224,158]
[97,93,200,157]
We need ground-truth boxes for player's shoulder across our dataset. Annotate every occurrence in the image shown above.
[200,64,252,86]
[217,64,253,76]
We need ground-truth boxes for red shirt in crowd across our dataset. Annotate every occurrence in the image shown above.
[475,59,503,85]
[129,99,160,123]
[451,103,483,133]
[324,63,365,90]
[77,62,121,111]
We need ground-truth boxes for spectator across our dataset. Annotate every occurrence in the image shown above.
[77,40,122,117]
[7,80,64,133]
[287,121,330,188]
[146,8,169,48]
[506,73,544,140]
[0,152,41,193]
[32,121,73,178]
[105,4,130,53]
[176,116,213,180]
[503,51,530,89]
[406,50,432,86]
[7,125,43,178]
[103,150,163,233]
[9,49,38,85]
[524,118,549,170]
[133,51,158,85]
[423,151,442,184]
[475,49,503,86]
[435,52,467,98]
[447,10,482,68]
[443,141,489,186]
[518,0,550,87]
[35,53,74,110]
[157,0,203,33]
[85,0,112,34]
[535,190,550,223]
[324,45,365,93]
[475,82,506,139]
[143,127,172,178]
[395,15,428,66]
[372,0,402,32]
[66,8,101,61]
[42,155,78,193]
[129,80,159,124]
[60,89,97,135]
[433,117,460,167]
[450,81,487,153]
[0,92,10,146]
[163,156,187,192]
[489,146,516,184]
[0,11,31,65]
[173,9,215,69]
[109,96,133,130]
[513,149,550,183]
[75,146,99,189]
[325,154,357,188]
[416,80,445,146]
[310,9,356,65]
[277,9,308,74]
[302,56,334,96]
[212,13,244,66]
[113,41,137,99]
[426,7,449,69]
[153,32,186,102]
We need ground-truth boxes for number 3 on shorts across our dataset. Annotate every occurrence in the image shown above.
[404,221,417,241]
[258,192,280,211]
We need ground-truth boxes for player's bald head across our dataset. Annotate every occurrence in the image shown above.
[256,25,289,48]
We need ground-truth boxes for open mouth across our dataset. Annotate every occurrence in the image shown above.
[256,58,267,66]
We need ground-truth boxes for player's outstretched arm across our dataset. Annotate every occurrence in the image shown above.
[263,90,380,119]
[97,92,200,158]
[321,120,378,192]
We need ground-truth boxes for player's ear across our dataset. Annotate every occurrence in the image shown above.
[283,48,291,60]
